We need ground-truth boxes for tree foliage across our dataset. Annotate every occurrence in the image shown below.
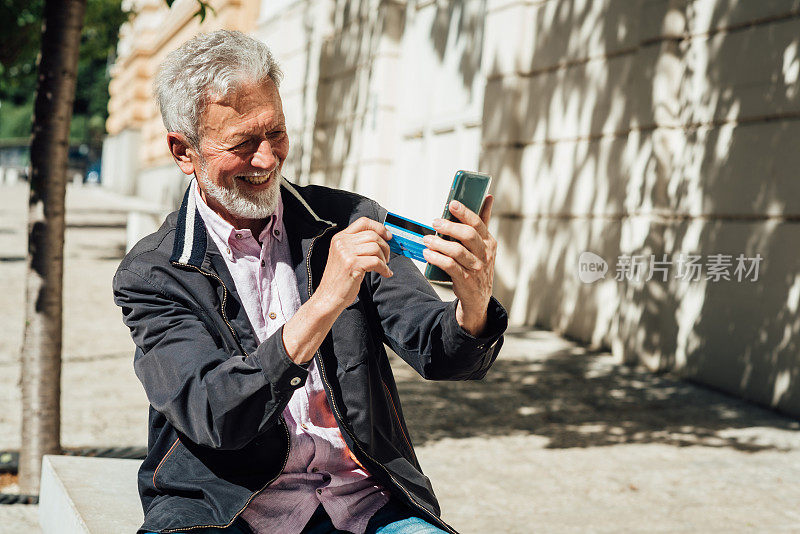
[0,0,215,144]
[0,0,131,143]
[0,0,43,106]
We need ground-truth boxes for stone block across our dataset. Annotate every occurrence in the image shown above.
[39,455,143,534]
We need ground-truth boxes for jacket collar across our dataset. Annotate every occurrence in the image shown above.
[169,177,335,269]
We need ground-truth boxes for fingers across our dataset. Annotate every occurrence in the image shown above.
[443,200,489,239]
[343,216,393,242]
[340,230,390,266]
[424,196,497,293]
[422,247,465,280]
[355,239,391,266]
[330,237,393,278]
[353,230,391,263]
[432,216,484,254]
[422,234,483,271]
[330,220,393,279]
[353,255,393,278]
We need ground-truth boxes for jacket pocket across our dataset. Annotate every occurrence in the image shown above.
[152,438,182,491]
[151,430,290,495]
[151,437,215,494]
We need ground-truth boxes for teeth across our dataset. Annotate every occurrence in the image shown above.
[238,175,270,185]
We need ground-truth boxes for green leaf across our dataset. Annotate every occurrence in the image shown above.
[193,1,216,22]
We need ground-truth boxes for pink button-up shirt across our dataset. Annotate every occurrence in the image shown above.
[192,180,390,534]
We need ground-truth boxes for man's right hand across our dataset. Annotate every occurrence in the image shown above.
[282,217,393,366]
[314,217,394,312]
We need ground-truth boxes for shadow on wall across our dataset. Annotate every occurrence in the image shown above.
[482,0,800,416]
[388,332,800,451]
[427,0,484,91]
[310,0,391,190]
[308,0,486,194]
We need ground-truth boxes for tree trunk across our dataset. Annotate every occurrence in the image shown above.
[19,0,87,494]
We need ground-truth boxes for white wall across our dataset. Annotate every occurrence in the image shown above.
[112,0,800,417]
[101,128,141,196]
[479,0,800,416]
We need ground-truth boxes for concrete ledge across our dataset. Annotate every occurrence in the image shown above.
[127,209,169,252]
[39,455,143,534]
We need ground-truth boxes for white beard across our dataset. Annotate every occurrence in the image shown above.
[196,163,282,220]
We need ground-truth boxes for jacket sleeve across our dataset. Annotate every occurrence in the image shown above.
[113,266,308,450]
[366,204,508,381]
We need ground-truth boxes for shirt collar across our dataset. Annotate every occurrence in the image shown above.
[191,179,284,252]
[170,177,334,270]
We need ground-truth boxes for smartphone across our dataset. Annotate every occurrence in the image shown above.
[425,170,492,282]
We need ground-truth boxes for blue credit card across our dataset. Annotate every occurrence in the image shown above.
[384,212,435,263]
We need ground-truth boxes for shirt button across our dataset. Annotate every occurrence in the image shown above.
[311,467,319,473]
[316,489,322,495]
[226,247,231,255]
[273,228,280,237]
[235,233,242,239]
[300,422,308,430]
[290,376,301,386]
[269,312,277,320]
[260,260,265,267]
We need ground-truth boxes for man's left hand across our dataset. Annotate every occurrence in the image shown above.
[422,196,497,337]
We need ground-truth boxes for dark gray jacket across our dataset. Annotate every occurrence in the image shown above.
[113,180,507,533]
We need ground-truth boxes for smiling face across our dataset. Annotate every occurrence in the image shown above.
[169,78,289,231]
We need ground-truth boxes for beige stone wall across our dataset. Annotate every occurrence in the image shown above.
[105,0,260,202]
[480,0,800,416]
[255,0,800,416]
[255,0,487,217]
[106,0,800,416]
[255,0,406,207]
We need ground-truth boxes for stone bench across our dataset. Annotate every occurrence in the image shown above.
[125,205,170,252]
[39,455,143,533]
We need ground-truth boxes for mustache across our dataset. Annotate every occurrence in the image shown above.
[196,155,282,179]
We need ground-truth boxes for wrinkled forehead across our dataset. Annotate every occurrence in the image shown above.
[199,78,284,139]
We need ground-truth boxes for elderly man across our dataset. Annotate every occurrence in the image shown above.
[113,30,507,534]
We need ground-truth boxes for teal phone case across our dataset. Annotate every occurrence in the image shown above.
[425,170,492,283]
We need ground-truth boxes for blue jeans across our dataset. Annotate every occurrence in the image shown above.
[147,499,448,533]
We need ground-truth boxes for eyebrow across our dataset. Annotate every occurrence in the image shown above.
[228,122,286,139]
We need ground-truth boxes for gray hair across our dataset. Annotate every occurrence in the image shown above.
[154,29,283,150]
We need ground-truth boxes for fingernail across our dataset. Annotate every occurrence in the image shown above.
[450,200,461,211]
[386,230,393,240]
[432,218,442,227]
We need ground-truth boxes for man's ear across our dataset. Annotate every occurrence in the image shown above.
[167,133,198,176]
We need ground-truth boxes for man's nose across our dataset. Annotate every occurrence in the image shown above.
[251,139,278,171]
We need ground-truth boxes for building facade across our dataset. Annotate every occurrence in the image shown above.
[103,0,261,204]
[104,0,800,417]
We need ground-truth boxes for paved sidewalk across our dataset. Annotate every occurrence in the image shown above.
[1,183,800,532]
